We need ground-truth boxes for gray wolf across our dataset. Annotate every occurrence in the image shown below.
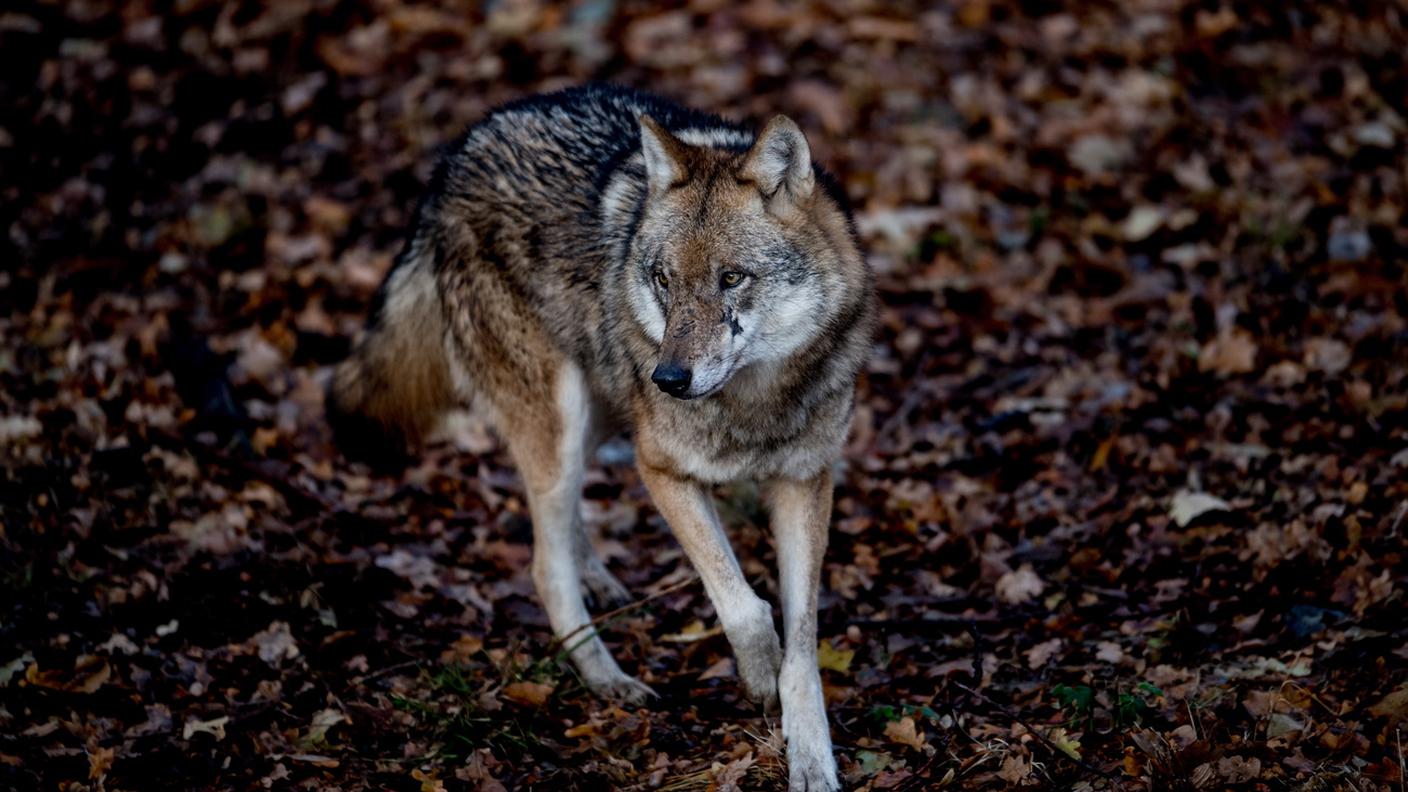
[329,85,875,790]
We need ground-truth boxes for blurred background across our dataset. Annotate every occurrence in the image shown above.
[2,1,1406,790]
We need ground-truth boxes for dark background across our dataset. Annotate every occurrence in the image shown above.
[2,1,1406,789]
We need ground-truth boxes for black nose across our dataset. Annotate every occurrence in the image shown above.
[650,362,692,397]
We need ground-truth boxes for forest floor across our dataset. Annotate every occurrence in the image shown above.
[3,1,1407,790]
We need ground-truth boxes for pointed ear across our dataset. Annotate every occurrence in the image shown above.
[741,115,814,207]
[638,115,690,196]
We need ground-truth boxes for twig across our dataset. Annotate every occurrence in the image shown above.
[347,659,423,688]
[549,574,700,656]
[1397,728,1404,792]
[828,612,1006,633]
[966,621,985,695]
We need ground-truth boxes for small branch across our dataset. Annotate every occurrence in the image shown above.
[549,574,700,657]
[347,659,422,688]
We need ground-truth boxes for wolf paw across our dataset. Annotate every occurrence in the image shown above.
[583,668,657,706]
[785,718,839,792]
[735,629,782,712]
[786,753,840,792]
[581,558,633,609]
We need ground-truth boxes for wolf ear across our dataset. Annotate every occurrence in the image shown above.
[741,115,814,209]
[638,115,690,196]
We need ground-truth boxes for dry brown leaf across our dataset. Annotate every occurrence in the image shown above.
[883,716,927,751]
[503,680,555,708]
[440,635,484,665]
[817,640,855,673]
[995,564,1044,604]
[1199,329,1258,376]
[698,657,734,681]
[87,744,115,780]
[1169,491,1233,528]
[997,752,1031,782]
[1095,641,1126,664]
[251,621,300,666]
[1216,755,1261,782]
[659,619,722,643]
[1369,683,1408,725]
[1026,638,1063,669]
[182,716,230,741]
[411,768,447,792]
[712,752,755,791]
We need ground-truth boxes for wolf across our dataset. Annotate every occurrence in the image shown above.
[329,85,875,791]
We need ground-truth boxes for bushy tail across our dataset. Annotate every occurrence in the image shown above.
[328,254,453,463]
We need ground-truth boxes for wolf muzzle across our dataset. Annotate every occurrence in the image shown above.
[650,361,692,398]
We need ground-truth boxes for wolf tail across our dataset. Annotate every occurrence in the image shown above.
[328,249,453,462]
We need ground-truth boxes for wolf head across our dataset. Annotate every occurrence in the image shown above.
[626,114,858,400]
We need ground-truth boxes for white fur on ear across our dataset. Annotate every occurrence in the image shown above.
[742,115,814,204]
[638,115,689,196]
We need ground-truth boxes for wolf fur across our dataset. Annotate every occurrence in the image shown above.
[330,85,875,791]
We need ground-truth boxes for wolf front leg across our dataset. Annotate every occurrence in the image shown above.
[639,463,783,709]
[765,470,839,792]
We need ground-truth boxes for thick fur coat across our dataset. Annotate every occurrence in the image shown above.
[331,85,875,791]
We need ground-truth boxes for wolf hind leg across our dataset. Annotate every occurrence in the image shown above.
[575,419,633,609]
[505,360,653,705]
[580,554,632,609]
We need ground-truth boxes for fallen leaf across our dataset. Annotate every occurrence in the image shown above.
[660,619,722,643]
[1266,712,1305,739]
[1216,755,1261,782]
[1199,329,1258,376]
[698,657,734,681]
[304,708,346,747]
[1026,638,1063,669]
[1169,491,1233,528]
[883,716,927,751]
[182,716,230,741]
[998,752,1032,782]
[711,752,756,792]
[87,745,115,780]
[1369,683,1408,725]
[817,640,855,673]
[503,680,555,707]
[1122,205,1166,241]
[411,768,447,792]
[440,635,484,664]
[1089,642,1123,665]
[1048,727,1082,760]
[25,658,110,694]
[1303,337,1351,375]
[996,564,1044,604]
[251,621,300,666]
[0,653,32,686]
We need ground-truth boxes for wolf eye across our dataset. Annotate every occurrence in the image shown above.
[654,271,669,289]
[720,271,745,289]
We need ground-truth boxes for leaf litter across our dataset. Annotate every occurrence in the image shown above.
[2,1,1406,789]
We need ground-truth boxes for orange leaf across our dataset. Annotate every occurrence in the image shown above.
[883,717,927,751]
[503,680,555,708]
